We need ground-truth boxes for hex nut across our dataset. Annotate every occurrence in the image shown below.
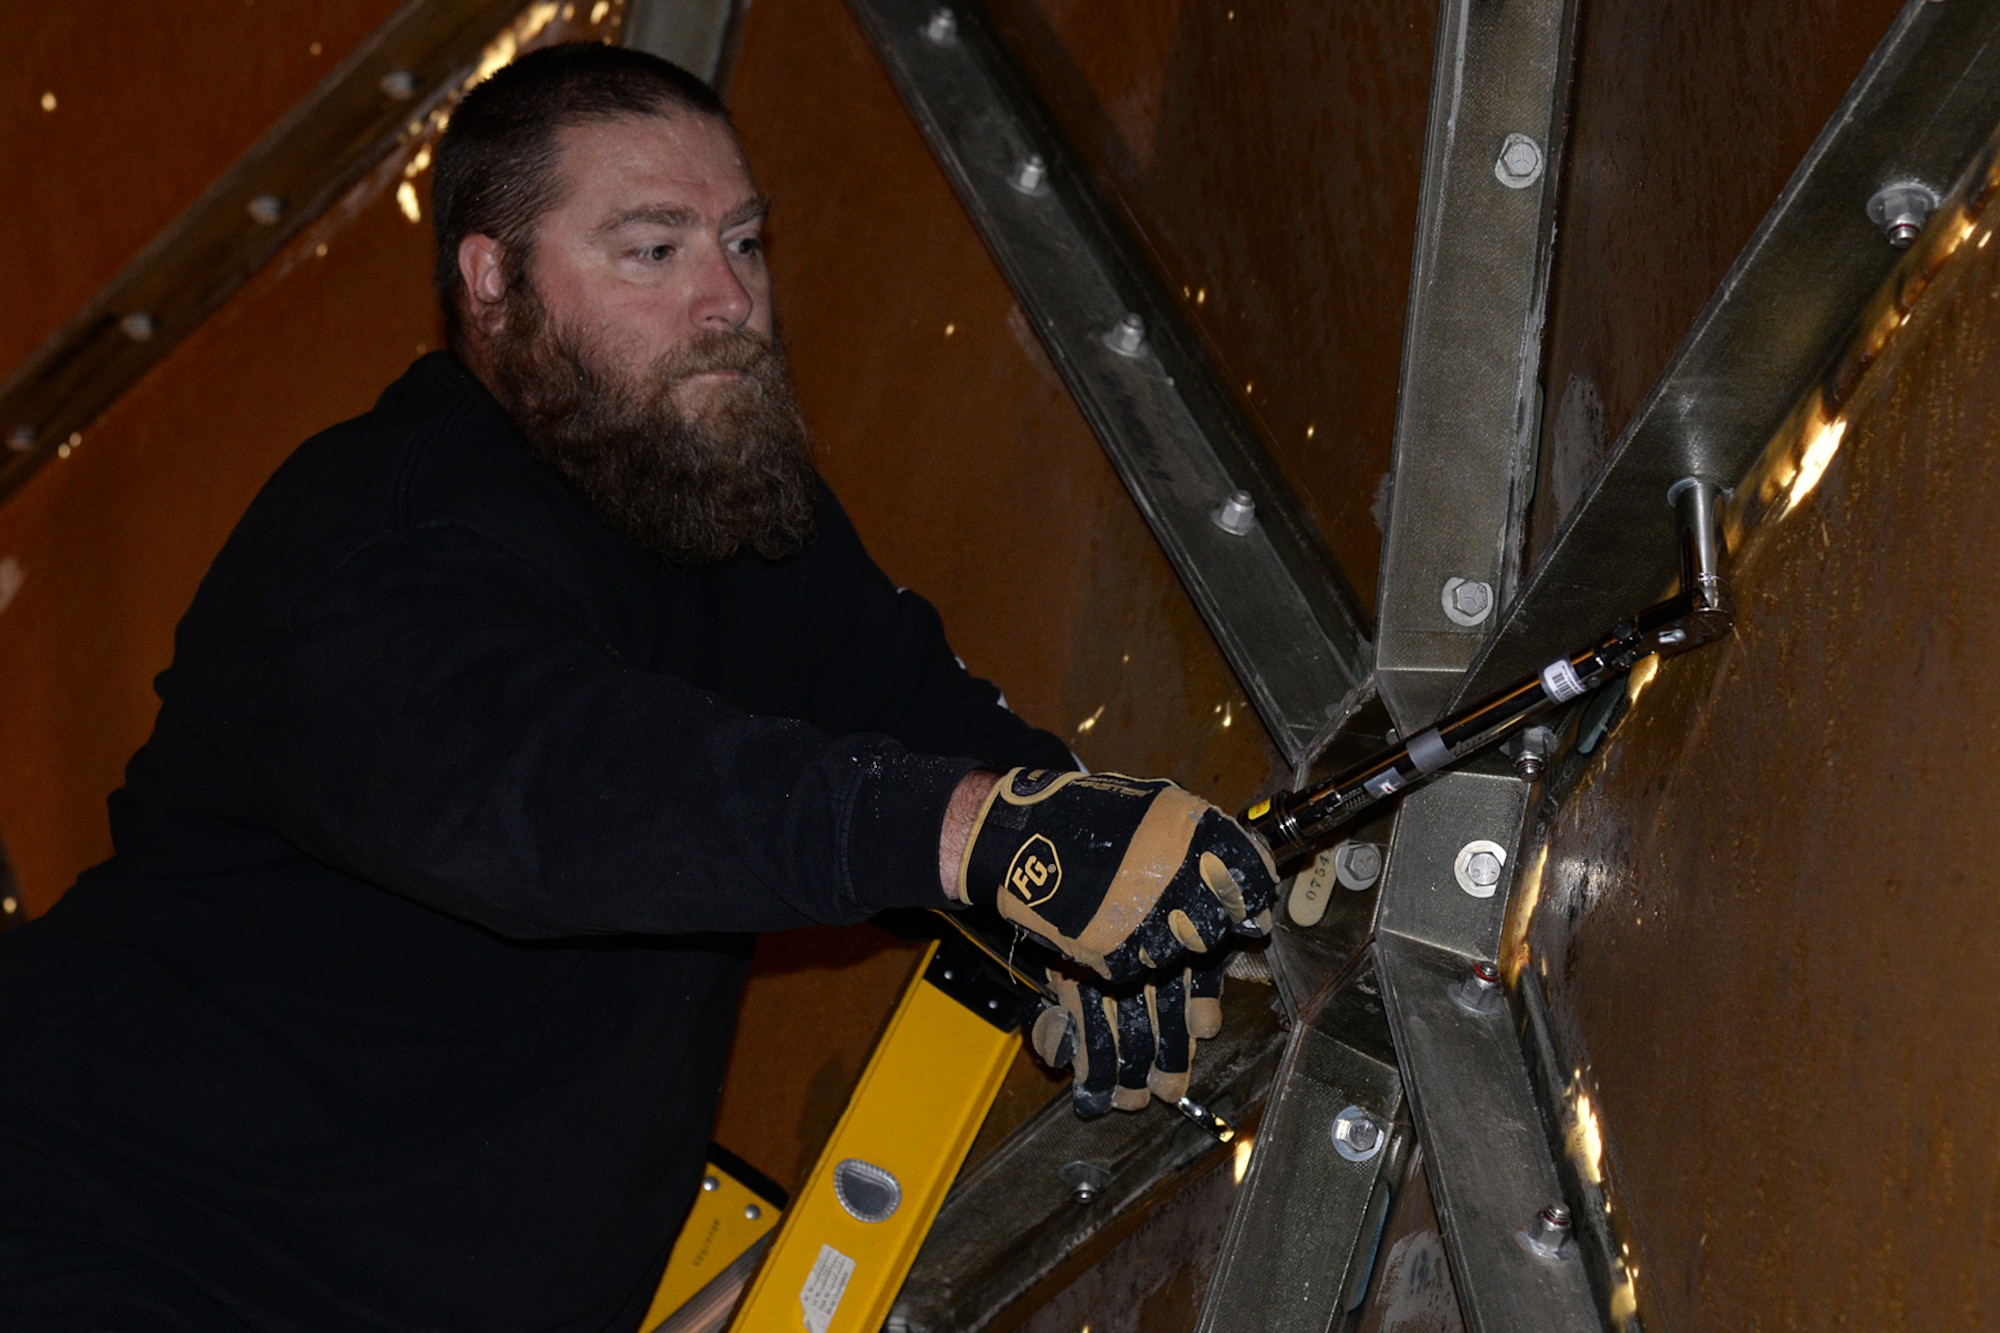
[922,7,958,45]
[1104,313,1147,358]
[1867,183,1938,250]
[1010,154,1048,195]
[1212,490,1257,536]
[1060,1160,1111,1205]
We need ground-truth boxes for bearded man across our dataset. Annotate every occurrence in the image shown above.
[0,43,1276,1332]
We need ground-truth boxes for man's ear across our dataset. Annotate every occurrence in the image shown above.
[457,234,509,336]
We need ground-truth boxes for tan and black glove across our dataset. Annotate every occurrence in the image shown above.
[1029,956,1227,1116]
[958,769,1278,983]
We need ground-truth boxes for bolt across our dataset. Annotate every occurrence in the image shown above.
[379,69,418,100]
[1867,184,1938,250]
[1450,959,1505,1015]
[701,1175,719,1192]
[1465,850,1502,888]
[1454,840,1507,898]
[1212,489,1257,536]
[743,1203,761,1221]
[922,6,958,45]
[119,312,156,343]
[1521,1202,1574,1259]
[247,194,286,226]
[1060,1160,1111,1204]
[1010,154,1047,194]
[1335,841,1383,890]
[1513,725,1556,780]
[1493,133,1544,189]
[1105,312,1147,357]
[7,425,34,453]
[1331,1105,1385,1162]
[1452,579,1492,618]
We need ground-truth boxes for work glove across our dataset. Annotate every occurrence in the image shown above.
[958,769,1278,983]
[1029,956,1228,1115]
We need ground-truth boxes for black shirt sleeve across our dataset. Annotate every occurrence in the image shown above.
[797,490,1077,774]
[185,518,976,940]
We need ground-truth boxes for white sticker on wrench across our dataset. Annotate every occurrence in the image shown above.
[1539,658,1584,703]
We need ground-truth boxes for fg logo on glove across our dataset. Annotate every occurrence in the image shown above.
[1006,835,1063,907]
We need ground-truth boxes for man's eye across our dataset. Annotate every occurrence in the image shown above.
[638,244,674,262]
[730,236,764,256]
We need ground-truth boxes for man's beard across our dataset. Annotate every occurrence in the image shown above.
[484,282,817,566]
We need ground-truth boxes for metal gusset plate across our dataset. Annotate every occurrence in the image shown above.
[1195,955,1405,1333]
[1376,934,1599,1332]
[1370,769,1600,1331]
[1373,0,1581,734]
[1454,0,2000,706]
[843,0,1372,769]
[0,0,565,507]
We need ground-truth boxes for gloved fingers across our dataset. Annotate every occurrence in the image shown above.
[1109,985,1154,1111]
[1050,969,1120,1117]
[1186,953,1226,1040]
[1145,970,1193,1104]
[1030,999,1077,1068]
[1197,811,1281,923]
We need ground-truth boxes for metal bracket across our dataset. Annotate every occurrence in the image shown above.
[844,0,1372,769]
[1373,0,1581,733]
[1195,953,1405,1333]
[1454,0,2000,707]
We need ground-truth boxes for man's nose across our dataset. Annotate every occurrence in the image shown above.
[689,244,754,331]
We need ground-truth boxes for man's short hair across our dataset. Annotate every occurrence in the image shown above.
[431,42,730,350]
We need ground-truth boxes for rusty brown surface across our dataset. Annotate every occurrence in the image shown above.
[977,0,1439,612]
[0,0,411,382]
[1527,192,2000,1327]
[1526,0,1908,564]
[0,173,443,921]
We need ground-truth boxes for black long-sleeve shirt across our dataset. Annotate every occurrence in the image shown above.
[0,352,1070,1331]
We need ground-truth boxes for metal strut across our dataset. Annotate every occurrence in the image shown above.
[1247,478,1733,861]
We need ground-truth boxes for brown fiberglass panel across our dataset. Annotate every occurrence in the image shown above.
[1526,0,1909,564]
[0,0,410,380]
[978,0,1440,614]
[1524,181,2000,1326]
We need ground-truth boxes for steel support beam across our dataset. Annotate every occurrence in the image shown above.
[623,0,745,90]
[844,0,1372,769]
[1194,955,1405,1333]
[0,0,558,506]
[1454,0,2000,707]
[1373,0,1579,734]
